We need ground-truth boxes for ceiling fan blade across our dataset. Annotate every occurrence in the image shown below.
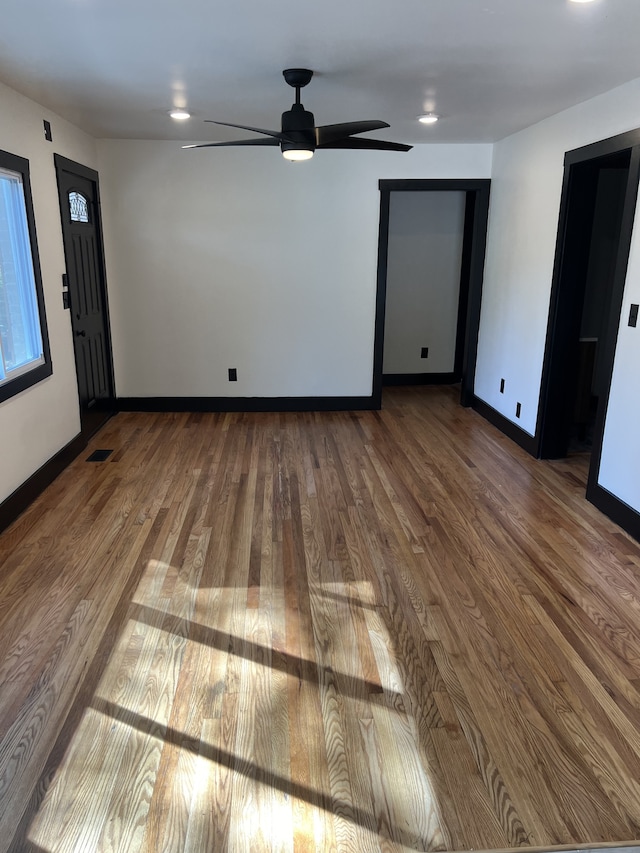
[319,137,412,152]
[315,120,389,146]
[183,138,281,149]
[205,120,283,140]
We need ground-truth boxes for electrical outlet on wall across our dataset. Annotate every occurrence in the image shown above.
[421,347,429,358]
[228,368,237,381]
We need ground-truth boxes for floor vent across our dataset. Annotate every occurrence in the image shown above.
[86,449,113,462]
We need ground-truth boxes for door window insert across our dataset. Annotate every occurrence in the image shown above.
[68,190,90,223]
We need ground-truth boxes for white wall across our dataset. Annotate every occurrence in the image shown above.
[383,191,466,375]
[0,81,97,504]
[599,183,640,507]
[97,141,491,399]
[476,75,640,514]
[476,77,640,434]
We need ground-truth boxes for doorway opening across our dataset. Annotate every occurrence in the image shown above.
[554,150,629,459]
[382,190,469,386]
[372,179,490,409]
[538,132,640,478]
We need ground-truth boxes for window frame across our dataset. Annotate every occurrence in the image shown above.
[0,148,52,404]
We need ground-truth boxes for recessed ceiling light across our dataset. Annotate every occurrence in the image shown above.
[418,114,439,125]
[169,109,191,121]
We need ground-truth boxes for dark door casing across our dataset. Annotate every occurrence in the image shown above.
[373,179,491,409]
[537,130,640,541]
[538,137,640,464]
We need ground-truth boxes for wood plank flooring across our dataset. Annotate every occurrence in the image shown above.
[2,386,640,851]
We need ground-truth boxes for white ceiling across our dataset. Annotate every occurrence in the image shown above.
[2,0,640,146]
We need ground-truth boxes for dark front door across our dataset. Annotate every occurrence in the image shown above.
[55,155,115,439]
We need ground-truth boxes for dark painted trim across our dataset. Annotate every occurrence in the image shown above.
[586,482,640,542]
[383,373,457,386]
[536,158,600,458]
[535,129,640,541]
[565,127,640,165]
[373,179,491,411]
[537,147,634,458]
[0,361,53,403]
[372,190,391,408]
[472,396,539,457]
[460,184,491,407]
[586,145,640,499]
[53,154,101,183]
[117,396,377,413]
[454,193,475,380]
[0,432,87,534]
[378,179,492,193]
[0,148,53,405]
[538,131,640,460]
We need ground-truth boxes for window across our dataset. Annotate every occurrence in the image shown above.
[0,149,51,403]
[68,190,89,223]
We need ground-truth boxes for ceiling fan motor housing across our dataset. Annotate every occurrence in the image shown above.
[281,103,316,155]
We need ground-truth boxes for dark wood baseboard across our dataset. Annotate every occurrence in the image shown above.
[116,395,378,413]
[472,396,540,457]
[474,396,640,542]
[0,432,88,534]
[586,481,640,542]
[382,373,458,386]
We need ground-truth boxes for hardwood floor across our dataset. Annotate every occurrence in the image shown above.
[2,386,640,852]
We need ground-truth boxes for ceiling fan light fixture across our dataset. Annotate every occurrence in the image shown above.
[282,148,314,161]
[186,69,412,156]
[418,113,439,124]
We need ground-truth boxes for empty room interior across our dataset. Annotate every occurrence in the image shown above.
[3,1,640,850]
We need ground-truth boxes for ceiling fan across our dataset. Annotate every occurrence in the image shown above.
[183,69,412,161]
